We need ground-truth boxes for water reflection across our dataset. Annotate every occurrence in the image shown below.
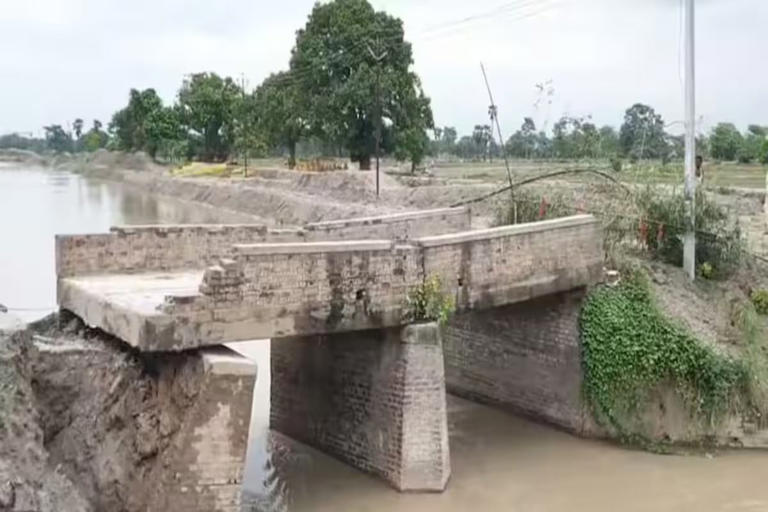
[0,164,255,321]
[240,390,768,512]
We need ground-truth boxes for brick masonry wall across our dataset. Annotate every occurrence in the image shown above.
[159,216,603,348]
[304,207,470,241]
[147,348,257,512]
[270,324,450,491]
[56,224,305,277]
[443,289,592,434]
[162,243,424,348]
[55,208,469,278]
[421,216,604,310]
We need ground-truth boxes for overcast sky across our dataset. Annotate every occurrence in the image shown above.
[1,0,765,138]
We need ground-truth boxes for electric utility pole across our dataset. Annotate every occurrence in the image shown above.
[367,38,388,198]
[480,63,514,192]
[240,73,249,178]
[683,0,696,280]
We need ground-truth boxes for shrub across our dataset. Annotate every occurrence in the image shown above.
[405,275,455,325]
[698,262,714,280]
[751,290,768,315]
[493,189,573,226]
[635,188,742,279]
[610,157,623,173]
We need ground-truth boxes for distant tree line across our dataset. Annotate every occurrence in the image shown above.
[2,0,767,171]
[0,119,108,154]
[431,103,768,166]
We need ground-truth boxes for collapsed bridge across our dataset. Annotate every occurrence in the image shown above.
[55,207,603,511]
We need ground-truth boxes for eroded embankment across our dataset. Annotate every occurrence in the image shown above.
[0,315,223,512]
[46,151,509,225]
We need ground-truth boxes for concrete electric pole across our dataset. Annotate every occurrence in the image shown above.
[367,39,387,199]
[683,0,697,280]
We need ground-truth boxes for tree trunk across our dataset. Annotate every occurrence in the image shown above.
[288,140,297,170]
[359,154,371,170]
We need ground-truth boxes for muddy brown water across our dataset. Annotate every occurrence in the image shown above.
[2,163,768,512]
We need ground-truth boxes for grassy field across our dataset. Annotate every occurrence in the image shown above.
[428,159,768,190]
[171,157,767,191]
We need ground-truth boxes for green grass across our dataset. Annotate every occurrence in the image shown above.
[428,159,767,189]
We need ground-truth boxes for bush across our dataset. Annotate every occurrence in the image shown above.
[610,157,623,173]
[493,189,573,226]
[751,290,768,315]
[405,275,455,325]
[635,188,742,279]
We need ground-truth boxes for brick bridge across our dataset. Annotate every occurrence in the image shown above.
[56,207,603,510]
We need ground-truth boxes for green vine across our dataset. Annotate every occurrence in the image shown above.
[580,270,748,440]
[405,275,455,326]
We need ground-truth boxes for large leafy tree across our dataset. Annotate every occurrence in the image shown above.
[619,103,667,160]
[709,123,743,161]
[145,106,186,160]
[177,72,241,162]
[254,72,306,169]
[109,88,164,152]
[290,0,434,170]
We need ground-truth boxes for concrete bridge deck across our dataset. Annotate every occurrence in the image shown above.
[57,214,603,351]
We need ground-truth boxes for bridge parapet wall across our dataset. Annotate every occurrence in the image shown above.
[55,207,469,277]
[421,216,603,310]
[55,224,302,277]
[157,215,602,350]
[162,241,424,348]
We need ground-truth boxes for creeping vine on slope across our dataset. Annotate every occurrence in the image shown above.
[580,270,748,439]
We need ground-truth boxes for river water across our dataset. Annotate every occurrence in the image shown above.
[2,163,768,512]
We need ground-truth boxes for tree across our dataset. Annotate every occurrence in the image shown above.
[472,125,492,160]
[254,72,307,169]
[0,133,47,153]
[43,124,73,153]
[619,103,666,160]
[81,119,109,152]
[432,126,457,155]
[109,88,164,152]
[709,123,743,161]
[73,118,84,140]
[738,125,767,164]
[392,85,433,170]
[145,107,185,160]
[598,125,619,156]
[290,0,433,170]
[455,136,477,160]
[552,116,581,158]
[177,72,241,162]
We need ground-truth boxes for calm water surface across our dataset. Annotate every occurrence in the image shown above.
[2,162,768,512]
